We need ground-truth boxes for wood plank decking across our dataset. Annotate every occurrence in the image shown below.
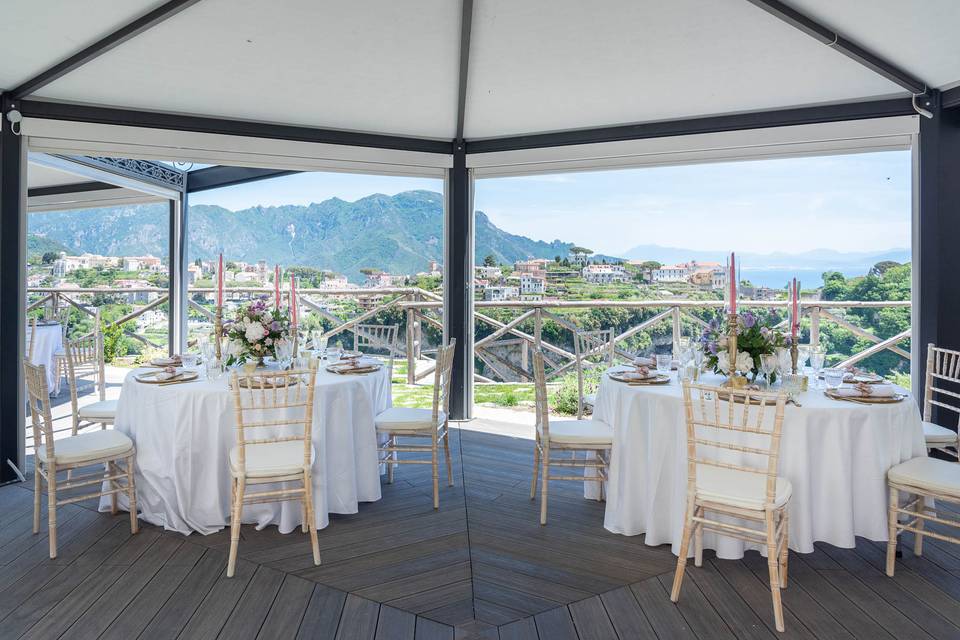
[0,425,958,639]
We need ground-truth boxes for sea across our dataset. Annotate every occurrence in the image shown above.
[741,267,870,290]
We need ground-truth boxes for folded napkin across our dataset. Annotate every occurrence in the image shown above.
[834,383,896,397]
[619,369,657,381]
[155,366,180,381]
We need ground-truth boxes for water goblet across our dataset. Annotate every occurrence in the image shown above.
[655,354,672,373]
[797,346,812,374]
[823,367,845,390]
[328,346,342,365]
[181,353,198,368]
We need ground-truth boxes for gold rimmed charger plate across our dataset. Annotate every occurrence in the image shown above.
[135,370,199,385]
[326,364,382,375]
[235,376,300,389]
[609,372,670,385]
[824,389,906,404]
[149,357,182,367]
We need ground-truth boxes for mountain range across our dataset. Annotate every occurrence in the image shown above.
[27,189,908,284]
[27,190,580,281]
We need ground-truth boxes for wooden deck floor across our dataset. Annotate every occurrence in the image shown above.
[1,425,959,639]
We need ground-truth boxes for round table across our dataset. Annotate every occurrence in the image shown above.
[591,369,926,559]
[29,322,62,392]
[101,364,391,535]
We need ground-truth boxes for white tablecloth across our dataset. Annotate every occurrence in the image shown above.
[29,322,62,391]
[592,370,926,559]
[101,364,391,535]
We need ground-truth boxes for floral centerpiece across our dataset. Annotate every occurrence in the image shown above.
[224,298,292,366]
[699,310,787,383]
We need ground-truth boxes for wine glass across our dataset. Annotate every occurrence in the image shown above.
[810,349,826,388]
[760,354,778,388]
[797,345,812,374]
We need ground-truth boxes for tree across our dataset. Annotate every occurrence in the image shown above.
[359,267,381,276]
[554,255,561,263]
[41,251,59,264]
[869,260,900,277]
[483,254,497,267]
[570,246,593,256]
[639,260,662,271]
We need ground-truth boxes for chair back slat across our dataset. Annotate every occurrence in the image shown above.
[354,324,399,378]
[23,360,55,458]
[682,382,787,505]
[230,364,318,476]
[924,343,960,427]
[431,340,457,424]
[533,349,551,442]
[26,317,37,361]
[574,328,614,419]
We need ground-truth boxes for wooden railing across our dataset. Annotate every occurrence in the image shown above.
[27,286,912,384]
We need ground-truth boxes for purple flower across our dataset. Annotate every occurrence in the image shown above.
[743,312,756,329]
[760,326,770,337]
[708,341,718,355]
[270,320,281,332]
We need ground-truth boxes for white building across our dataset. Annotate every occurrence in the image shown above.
[520,273,546,296]
[317,275,350,290]
[652,260,724,284]
[582,263,628,284]
[475,265,501,280]
[52,252,120,276]
[483,286,519,302]
[365,273,406,288]
[122,255,163,271]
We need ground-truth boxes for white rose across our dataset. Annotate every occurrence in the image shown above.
[735,351,754,373]
[716,350,731,374]
[244,322,266,342]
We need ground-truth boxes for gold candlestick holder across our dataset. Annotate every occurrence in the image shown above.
[727,312,738,362]
[790,339,799,375]
[214,307,223,361]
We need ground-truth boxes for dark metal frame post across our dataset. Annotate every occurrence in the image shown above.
[0,96,27,483]
[918,92,960,420]
[445,143,473,420]
[168,193,189,354]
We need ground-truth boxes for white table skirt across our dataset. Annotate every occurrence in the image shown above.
[30,323,62,391]
[100,365,391,535]
[591,370,926,559]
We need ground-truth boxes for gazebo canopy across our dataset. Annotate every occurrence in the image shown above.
[1,0,957,142]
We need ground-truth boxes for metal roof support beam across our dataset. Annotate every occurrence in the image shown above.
[18,100,454,155]
[455,0,474,141]
[186,166,300,193]
[467,97,916,154]
[27,181,119,198]
[744,0,927,95]
[9,0,203,99]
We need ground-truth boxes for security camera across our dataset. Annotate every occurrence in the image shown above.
[5,109,21,124]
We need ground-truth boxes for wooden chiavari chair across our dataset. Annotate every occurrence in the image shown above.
[354,324,399,380]
[65,332,115,433]
[886,456,960,577]
[531,349,612,525]
[574,328,615,419]
[52,307,73,396]
[921,343,960,459]
[25,360,138,558]
[671,382,790,632]
[227,363,320,577]
[376,340,456,509]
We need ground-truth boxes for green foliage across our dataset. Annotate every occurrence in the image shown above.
[551,368,601,416]
[101,321,129,363]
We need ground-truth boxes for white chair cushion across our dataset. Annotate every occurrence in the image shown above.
[36,429,133,465]
[582,393,597,407]
[540,419,613,446]
[229,441,315,478]
[375,407,445,433]
[888,456,960,498]
[696,465,792,511]
[923,421,959,445]
[78,399,118,420]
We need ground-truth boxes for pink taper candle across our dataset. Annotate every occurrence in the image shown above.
[290,274,298,327]
[729,252,737,314]
[274,265,281,308]
[216,253,223,307]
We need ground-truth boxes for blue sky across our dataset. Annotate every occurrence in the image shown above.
[191,150,911,256]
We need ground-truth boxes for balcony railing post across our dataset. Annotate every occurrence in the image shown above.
[671,306,682,353]
[534,307,543,353]
[406,307,416,385]
[809,305,821,349]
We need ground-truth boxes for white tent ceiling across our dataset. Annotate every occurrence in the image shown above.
[1,0,958,141]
